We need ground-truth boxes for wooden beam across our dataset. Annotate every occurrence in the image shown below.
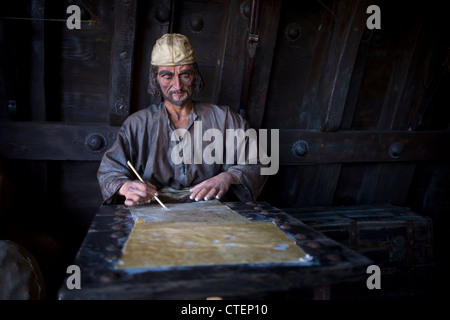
[316,0,372,132]
[1,122,449,163]
[109,0,138,126]
[0,121,119,161]
[245,0,282,129]
[212,0,246,109]
[29,0,46,121]
[279,129,450,164]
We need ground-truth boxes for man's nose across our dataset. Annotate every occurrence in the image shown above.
[172,75,182,90]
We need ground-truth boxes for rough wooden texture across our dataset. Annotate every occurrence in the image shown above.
[286,204,434,267]
[286,204,436,299]
[58,201,371,300]
[109,0,137,125]
[1,122,448,163]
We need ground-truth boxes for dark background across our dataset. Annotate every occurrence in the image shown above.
[1,0,449,299]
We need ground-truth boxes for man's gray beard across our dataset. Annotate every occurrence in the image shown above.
[163,90,192,107]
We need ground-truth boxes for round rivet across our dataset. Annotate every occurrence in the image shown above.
[189,14,205,33]
[292,140,309,158]
[389,141,404,159]
[85,133,107,153]
[154,5,171,24]
[286,23,302,41]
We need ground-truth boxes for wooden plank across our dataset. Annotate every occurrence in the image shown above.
[0,121,119,161]
[1,122,449,162]
[211,0,247,110]
[109,0,137,125]
[29,0,46,121]
[244,0,282,129]
[316,0,371,132]
[340,28,372,129]
[377,16,423,130]
[43,1,114,123]
[261,165,339,208]
[279,129,450,164]
[354,163,416,206]
[365,5,425,212]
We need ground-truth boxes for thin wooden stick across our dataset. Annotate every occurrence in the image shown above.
[126,161,168,209]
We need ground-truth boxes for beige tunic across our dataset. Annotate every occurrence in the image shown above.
[97,102,267,204]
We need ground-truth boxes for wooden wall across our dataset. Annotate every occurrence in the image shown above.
[1,0,449,298]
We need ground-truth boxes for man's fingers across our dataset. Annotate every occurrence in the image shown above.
[204,188,218,201]
[122,180,160,206]
[192,187,209,201]
[190,186,223,201]
[215,189,226,200]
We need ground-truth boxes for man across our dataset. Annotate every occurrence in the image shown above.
[97,33,266,206]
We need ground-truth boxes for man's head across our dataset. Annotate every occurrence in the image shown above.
[148,33,204,105]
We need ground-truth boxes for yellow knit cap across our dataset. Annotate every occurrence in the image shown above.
[151,33,196,66]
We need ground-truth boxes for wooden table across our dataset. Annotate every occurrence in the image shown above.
[57,201,372,300]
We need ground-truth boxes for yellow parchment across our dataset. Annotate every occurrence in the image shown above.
[129,199,248,223]
[116,220,307,269]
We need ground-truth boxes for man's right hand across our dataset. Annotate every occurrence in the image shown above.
[119,180,159,206]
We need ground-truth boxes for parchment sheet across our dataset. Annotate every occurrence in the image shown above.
[116,221,308,269]
[129,199,248,223]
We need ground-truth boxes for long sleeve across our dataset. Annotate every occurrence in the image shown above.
[97,126,134,204]
[97,102,269,204]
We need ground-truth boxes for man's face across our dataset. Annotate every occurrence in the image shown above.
[157,65,194,107]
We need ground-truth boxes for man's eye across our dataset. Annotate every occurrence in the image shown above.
[162,75,172,81]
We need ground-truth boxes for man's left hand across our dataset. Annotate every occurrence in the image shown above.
[189,172,239,201]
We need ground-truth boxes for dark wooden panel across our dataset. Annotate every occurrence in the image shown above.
[333,163,418,207]
[29,0,46,121]
[279,130,450,164]
[1,122,449,163]
[0,121,118,161]
[109,0,137,125]
[245,0,282,129]
[261,0,329,129]
[212,0,248,109]
[44,1,114,123]
[314,0,371,132]
[55,161,103,233]
[260,165,340,208]
[355,163,416,206]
